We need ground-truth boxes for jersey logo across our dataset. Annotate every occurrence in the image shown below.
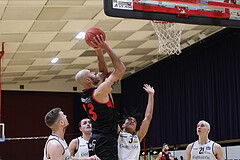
[206,146,211,150]
[65,156,71,160]
[79,145,87,147]
[81,152,89,157]
[81,97,91,103]
[120,134,128,138]
[133,139,138,143]
[119,144,139,149]
[88,140,96,152]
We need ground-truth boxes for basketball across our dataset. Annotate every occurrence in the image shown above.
[85,27,106,48]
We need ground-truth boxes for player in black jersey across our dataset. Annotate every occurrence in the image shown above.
[156,143,173,160]
[75,35,126,160]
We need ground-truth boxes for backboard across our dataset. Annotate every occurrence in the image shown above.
[104,0,240,27]
[0,123,5,142]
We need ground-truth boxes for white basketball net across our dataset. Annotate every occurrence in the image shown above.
[151,21,184,55]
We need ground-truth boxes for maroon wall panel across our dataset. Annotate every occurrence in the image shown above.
[0,91,75,160]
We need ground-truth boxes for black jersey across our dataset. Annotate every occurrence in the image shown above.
[81,87,118,135]
[160,151,172,160]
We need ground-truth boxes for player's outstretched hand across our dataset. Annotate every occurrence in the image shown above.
[90,35,109,50]
[143,84,155,95]
[89,155,101,160]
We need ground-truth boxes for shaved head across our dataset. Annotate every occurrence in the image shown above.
[75,70,89,86]
[198,120,210,130]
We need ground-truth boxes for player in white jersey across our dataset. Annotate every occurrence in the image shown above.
[118,84,155,160]
[69,118,92,158]
[185,120,225,160]
[43,108,100,160]
[44,134,71,160]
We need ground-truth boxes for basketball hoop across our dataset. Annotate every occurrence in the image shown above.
[151,21,184,55]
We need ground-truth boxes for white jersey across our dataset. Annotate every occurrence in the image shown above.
[190,140,217,160]
[74,136,89,158]
[43,135,71,160]
[118,131,141,160]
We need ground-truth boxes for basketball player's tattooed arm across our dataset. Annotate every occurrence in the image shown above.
[91,35,113,86]
[92,35,126,103]
[214,143,225,160]
[111,79,119,89]
[185,143,193,160]
[136,84,155,142]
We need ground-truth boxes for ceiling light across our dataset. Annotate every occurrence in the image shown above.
[51,58,59,64]
[76,32,86,40]
[187,39,195,45]
[198,33,207,39]
[152,58,158,63]
[130,69,135,74]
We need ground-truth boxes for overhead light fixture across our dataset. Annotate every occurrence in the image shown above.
[130,68,136,74]
[76,32,86,40]
[198,33,207,39]
[187,39,195,45]
[51,57,59,64]
[181,43,189,49]
[152,58,158,63]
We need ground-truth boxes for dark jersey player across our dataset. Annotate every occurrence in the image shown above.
[75,35,126,160]
[156,143,174,160]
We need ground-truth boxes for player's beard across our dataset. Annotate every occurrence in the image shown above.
[93,80,100,86]
[164,149,168,152]
[90,77,100,86]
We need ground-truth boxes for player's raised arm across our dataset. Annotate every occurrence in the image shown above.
[91,35,126,102]
[95,48,109,85]
[136,84,155,142]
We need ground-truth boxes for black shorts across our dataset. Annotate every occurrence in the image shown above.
[88,133,118,160]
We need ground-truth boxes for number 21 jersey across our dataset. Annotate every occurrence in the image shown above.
[190,140,217,160]
[81,87,117,135]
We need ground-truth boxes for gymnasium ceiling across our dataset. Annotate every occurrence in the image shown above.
[0,0,224,92]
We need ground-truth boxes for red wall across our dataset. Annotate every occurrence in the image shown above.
[0,91,121,160]
[0,91,75,160]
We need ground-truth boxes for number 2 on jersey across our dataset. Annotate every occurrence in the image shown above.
[199,147,204,154]
[83,103,97,121]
